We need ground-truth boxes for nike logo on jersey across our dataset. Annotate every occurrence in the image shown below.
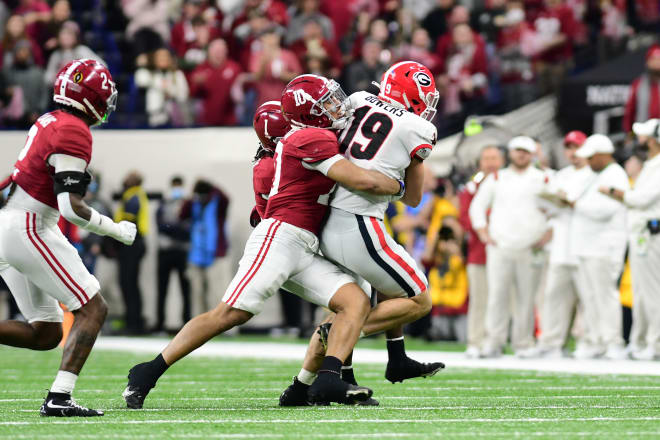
[63,177,80,186]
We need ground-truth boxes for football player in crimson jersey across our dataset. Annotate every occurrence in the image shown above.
[123,74,405,407]
[280,62,446,403]
[0,59,136,417]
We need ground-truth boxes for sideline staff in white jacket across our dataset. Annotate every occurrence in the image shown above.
[571,134,629,359]
[470,136,549,357]
[537,131,594,357]
[601,119,660,360]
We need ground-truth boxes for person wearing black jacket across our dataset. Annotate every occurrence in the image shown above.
[155,176,191,332]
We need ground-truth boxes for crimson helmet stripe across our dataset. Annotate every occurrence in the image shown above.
[59,60,83,98]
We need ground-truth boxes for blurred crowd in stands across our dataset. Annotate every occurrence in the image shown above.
[0,0,658,135]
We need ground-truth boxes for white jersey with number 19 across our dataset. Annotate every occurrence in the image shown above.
[330,91,437,219]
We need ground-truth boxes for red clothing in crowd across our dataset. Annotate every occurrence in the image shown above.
[190,59,242,126]
[458,179,486,265]
[248,50,302,105]
[170,20,197,58]
[289,38,343,72]
[13,0,51,43]
[623,77,660,132]
[230,0,289,34]
[532,3,578,63]
[435,31,486,69]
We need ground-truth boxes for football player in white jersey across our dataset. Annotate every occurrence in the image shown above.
[280,61,445,405]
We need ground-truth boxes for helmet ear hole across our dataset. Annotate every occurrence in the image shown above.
[412,99,420,105]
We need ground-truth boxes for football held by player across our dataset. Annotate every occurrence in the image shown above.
[0,59,136,417]
[123,74,406,407]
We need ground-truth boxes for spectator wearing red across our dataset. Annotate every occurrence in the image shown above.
[435,5,486,63]
[230,0,289,36]
[597,0,629,61]
[623,45,660,133]
[248,27,302,106]
[190,38,242,126]
[40,0,71,57]
[13,0,51,43]
[458,145,504,358]
[532,0,579,95]
[179,15,221,72]
[286,0,335,46]
[438,22,489,118]
[290,18,342,79]
[396,28,441,75]
[0,14,44,69]
[320,0,376,45]
[496,0,538,110]
[171,0,206,59]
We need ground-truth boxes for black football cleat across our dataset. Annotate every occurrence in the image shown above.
[385,357,445,384]
[317,322,331,352]
[308,372,372,405]
[279,377,312,406]
[339,395,380,406]
[40,392,103,417]
[123,362,158,409]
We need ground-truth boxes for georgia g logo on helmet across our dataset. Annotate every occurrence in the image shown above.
[413,71,432,87]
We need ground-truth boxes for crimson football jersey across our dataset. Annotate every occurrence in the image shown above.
[11,111,92,209]
[252,154,275,219]
[265,128,339,236]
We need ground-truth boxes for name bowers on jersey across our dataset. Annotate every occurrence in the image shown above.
[364,95,405,117]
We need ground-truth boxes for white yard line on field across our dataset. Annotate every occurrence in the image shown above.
[3,417,660,426]
[93,337,660,376]
[8,434,660,440]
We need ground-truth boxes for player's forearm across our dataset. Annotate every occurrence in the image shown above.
[353,169,401,195]
[400,158,424,207]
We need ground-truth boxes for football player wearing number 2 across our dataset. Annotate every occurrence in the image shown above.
[123,75,405,406]
[0,59,136,417]
[280,62,446,403]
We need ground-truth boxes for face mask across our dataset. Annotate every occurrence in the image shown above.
[170,187,185,200]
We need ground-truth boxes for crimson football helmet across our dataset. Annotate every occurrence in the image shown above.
[280,74,349,129]
[53,58,117,124]
[253,100,290,150]
[378,61,439,121]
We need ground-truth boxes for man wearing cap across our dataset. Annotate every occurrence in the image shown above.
[623,45,660,133]
[600,119,660,360]
[568,134,629,359]
[469,136,549,357]
[535,131,593,358]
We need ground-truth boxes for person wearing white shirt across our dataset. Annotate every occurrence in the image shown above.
[536,131,594,358]
[569,134,629,360]
[600,119,660,360]
[469,136,549,357]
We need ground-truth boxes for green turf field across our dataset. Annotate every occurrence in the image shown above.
[1,345,659,439]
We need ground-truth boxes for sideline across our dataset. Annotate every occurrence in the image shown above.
[94,337,660,376]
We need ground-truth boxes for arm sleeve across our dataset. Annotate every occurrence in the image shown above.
[469,174,495,229]
[575,169,630,221]
[301,154,344,176]
[48,154,88,173]
[405,120,437,161]
[624,171,660,208]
